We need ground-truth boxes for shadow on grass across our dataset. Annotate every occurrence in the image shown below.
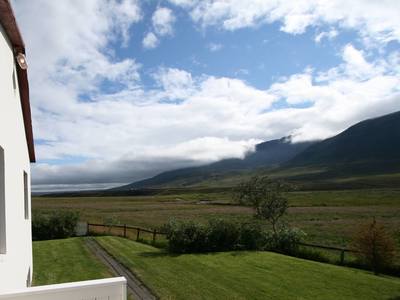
[137,251,182,258]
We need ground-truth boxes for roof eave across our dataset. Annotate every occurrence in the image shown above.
[0,0,35,163]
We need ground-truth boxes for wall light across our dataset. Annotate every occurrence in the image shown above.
[16,53,28,70]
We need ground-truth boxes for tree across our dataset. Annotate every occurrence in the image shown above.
[236,176,291,234]
[351,218,396,275]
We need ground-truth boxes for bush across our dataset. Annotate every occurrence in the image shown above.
[238,223,266,250]
[163,219,305,254]
[351,219,396,275]
[264,227,305,254]
[163,219,208,253]
[207,219,240,251]
[32,210,80,241]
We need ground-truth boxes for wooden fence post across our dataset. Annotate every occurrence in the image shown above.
[86,223,90,236]
[136,228,140,241]
[123,224,127,238]
[152,230,156,242]
[340,250,345,265]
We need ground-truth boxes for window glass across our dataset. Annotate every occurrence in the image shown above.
[24,171,29,220]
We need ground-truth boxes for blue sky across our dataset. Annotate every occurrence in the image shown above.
[11,0,400,191]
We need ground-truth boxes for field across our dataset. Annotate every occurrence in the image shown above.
[33,188,400,250]
[32,237,112,285]
[95,236,400,300]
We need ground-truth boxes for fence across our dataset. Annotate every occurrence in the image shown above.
[298,242,358,264]
[87,223,356,264]
[87,223,166,243]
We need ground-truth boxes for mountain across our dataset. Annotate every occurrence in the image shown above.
[114,137,315,190]
[114,110,400,190]
[287,111,400,167]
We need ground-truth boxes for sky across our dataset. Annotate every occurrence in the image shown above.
[11,0,400,192]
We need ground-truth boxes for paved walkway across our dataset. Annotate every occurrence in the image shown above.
[85,237,157,300]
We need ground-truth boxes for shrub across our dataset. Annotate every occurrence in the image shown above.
[207,219,240,251]
[32,210,80,241]
[164,219,305,254]
[238,223,266,250]
[163,219,208,253]
[351,219,396,275]
[264,227,305,254]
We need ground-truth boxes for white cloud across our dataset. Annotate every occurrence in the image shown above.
[168,0,196,8]
[315,28,338,43]
[341,44,377,79]
[12,0,143,109]
[269,45,400,141]
[152,67,195,99]
[142,32,159,49]
[142,7,176,49]
[175,0,400,46]
[152,7,176,36]
[207,43,223,52]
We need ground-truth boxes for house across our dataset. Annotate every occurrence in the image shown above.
[0,0,35,292]
[0,1,126,298]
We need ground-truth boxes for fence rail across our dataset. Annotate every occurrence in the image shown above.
[87,223,166,243]
[298,242,358,264]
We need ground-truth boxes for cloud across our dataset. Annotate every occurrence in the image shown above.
[269,44,400,141]
[168,0,196,8]
[341,44,380,79]
[173,0,400,46]
[142,32,159,49]
[32,137,259,188]
[207,43,223,52]
[142,7,176,49]
[152,67,194,99]
[152,7,176,36]
[315,28,338,43]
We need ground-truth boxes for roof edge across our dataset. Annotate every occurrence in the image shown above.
[0,0,35,162]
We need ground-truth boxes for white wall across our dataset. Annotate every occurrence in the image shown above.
[0,23,33,292]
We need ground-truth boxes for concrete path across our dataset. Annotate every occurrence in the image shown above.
[85,237,157,300]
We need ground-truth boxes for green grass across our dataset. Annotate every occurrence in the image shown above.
[32,237,112,286]
[96,236,400,300]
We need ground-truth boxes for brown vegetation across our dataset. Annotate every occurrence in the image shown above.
[351,218,396,274]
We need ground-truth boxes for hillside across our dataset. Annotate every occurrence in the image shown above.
[114,137,314,190]
[288,110,400,167]
[115,110,400,190]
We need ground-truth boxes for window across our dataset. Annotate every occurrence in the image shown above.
[24,171,29,220]
[0,147,6,254]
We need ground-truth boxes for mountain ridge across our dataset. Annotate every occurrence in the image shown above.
[113,110,400,190]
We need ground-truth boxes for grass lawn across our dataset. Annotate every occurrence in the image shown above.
[33,237,112,286]
[96,236,400,300]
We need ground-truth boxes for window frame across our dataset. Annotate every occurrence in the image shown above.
[23,171,29,220]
